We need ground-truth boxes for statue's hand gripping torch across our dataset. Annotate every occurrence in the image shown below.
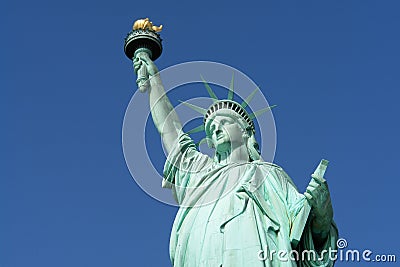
[124,18,163,92]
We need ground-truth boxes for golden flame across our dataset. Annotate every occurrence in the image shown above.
[133,18,163,32]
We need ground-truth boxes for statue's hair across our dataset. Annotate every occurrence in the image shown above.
[245,127,261,161]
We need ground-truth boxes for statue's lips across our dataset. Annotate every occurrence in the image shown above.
[216,134,225,140]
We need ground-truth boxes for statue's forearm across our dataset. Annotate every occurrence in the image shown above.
[148,74,182,154]
[310,211,333,248]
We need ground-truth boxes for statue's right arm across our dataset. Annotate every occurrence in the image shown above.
[134,53,182,155]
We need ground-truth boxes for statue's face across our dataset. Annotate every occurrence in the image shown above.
[209,114,245,153]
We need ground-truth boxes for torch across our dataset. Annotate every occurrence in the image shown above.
[124,18,163,92]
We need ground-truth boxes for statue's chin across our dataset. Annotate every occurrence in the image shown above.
[215,141,231,154]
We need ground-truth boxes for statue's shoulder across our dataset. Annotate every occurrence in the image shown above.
[251,161,298,189]
[251,160,283,170]
[251,160,286,178]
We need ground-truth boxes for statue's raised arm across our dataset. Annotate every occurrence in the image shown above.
[133,53,182,154]
[123,19,339,266]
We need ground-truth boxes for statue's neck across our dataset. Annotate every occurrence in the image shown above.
[216,144,249,164]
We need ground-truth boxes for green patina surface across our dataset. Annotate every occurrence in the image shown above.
[128,44,338,266]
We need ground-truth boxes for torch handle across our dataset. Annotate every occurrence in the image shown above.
[137,64,149,92]
[134,49,152,92]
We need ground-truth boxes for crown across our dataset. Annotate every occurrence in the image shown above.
[180,75,276,138]
[204,100,255,132]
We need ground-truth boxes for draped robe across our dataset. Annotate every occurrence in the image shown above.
[162,134,338,266]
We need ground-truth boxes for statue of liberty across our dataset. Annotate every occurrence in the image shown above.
[125,20,338,266]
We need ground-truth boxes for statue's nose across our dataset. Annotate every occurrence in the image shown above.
[215,129,223,135]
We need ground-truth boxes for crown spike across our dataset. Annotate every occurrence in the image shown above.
[228,73,234,100]
[179,100,207,115]
[241,87,259,108]
[200,75,218,103]
[187,124,205,135]
[249,105,277,120]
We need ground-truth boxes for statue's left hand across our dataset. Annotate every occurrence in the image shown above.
[304,175,333,236]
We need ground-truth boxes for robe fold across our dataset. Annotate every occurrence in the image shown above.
[162,134,338,266]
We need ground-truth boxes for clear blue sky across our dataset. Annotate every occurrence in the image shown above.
[2,0,400,266]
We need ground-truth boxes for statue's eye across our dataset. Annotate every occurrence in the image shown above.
[226,118,234,124]
[221,118,233,125]
[210,124,216,133]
